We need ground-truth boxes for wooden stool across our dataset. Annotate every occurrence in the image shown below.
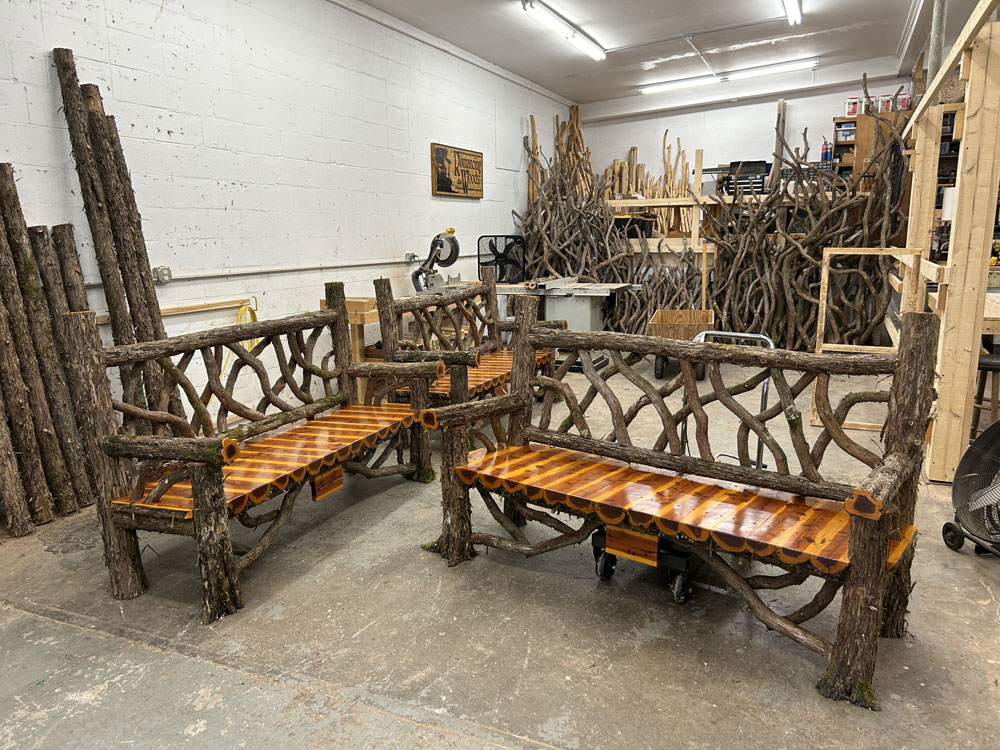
[970,354,1000,439]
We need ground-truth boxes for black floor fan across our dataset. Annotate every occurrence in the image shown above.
[944,419,1000,556]
[478,235,526,282]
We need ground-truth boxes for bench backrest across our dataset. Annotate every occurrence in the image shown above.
[501,295,923,508]
[103,282,358,439]
[374,267,502,361]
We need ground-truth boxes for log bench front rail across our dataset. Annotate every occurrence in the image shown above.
[423,294,938,710]
[91,282,462,623]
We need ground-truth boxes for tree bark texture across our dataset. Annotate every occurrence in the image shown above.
[0,381,33,536]
[408,378,434,482]
[881,312,939,637]
[0,188,76,515]
[818,312,938,709]
[324,281,358,404]
[66,311,147,598]
[0,292,54,523]
[507,295,539,445]
[190,462,243,622]
[1,198,94,511]
[50,223,89,312]
[439,425,475,565]
[530,328,898,376]
[52,49,135,350]
[373,278,400,361]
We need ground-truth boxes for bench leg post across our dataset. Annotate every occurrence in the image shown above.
[439,426,474,565]
[190,462,243,623]
[817,510,888,709]
[71,310,147,599]
[408,379,435,482]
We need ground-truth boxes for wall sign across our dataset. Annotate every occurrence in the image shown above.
[431,143,483,199]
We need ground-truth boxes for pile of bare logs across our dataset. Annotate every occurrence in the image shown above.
[0,48,175,536]
[601,133,693,235]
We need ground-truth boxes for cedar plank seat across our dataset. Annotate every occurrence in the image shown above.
[455,444,916,576]
[111,404,417,519]
[428,349,554,399]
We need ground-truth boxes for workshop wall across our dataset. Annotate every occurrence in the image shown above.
[0,0,568,335]
[582,80,910,190]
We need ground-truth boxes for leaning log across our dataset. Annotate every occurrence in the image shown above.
[0,382,33,536]
[0,293,55,523]
[0,194,76,515]
[52,49,134,350]
[0,176,94,512]
[50,224,89,312]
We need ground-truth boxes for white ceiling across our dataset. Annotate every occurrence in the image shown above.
[357,0,979,104]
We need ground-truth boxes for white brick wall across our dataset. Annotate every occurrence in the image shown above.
[0,0,569,340]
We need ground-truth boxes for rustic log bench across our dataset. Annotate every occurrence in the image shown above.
[373,267,555,403]
[88,282,445,623]
[421,295,939,709]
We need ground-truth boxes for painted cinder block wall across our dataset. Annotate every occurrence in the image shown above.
[0,0,569,338]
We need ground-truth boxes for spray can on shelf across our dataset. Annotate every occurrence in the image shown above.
[821,138,832,162]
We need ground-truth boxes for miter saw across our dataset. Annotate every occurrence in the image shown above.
[409,228,460,292]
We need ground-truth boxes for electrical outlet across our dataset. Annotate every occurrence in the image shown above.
[152,266,172,284]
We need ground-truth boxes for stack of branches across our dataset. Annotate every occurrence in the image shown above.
[601,132,692,234]
[515,143,703,335]
[700,80,908,350]
[554,105,593,195]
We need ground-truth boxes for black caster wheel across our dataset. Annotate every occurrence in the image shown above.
[694,362,706,381]
[669,571,689,604]
[595,551,617,581]
[654,355,665,379]
[974,543,992,555]
[942,522,965,551]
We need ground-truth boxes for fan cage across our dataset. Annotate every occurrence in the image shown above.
[477,234,526,284]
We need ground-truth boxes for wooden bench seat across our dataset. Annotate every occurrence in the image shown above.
[429,349,553,398]
[455,444,916,576]
[112,404,416,519]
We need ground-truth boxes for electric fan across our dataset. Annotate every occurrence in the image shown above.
[944,418,1000,556]
[478,235,526,283]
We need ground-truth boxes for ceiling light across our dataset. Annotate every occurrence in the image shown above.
[640,74,722,95]
[725,57,818,80]
[782,0,802,26]
[522,1,606,61]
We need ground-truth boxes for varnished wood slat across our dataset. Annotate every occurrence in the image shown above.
[112,404,416,519]
[457,445,915,574]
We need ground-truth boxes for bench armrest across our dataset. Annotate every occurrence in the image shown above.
[346,360,446,380]
[393,349,480,367]
[847,452,919,521]
[104,435,241,466]
[499,318,567,332]
[419,393,530,430]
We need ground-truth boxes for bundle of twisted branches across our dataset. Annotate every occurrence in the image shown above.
[700,81,907,350]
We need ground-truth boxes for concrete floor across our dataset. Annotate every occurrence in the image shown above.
[1,363,999,748]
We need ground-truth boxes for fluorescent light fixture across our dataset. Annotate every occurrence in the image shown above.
[522,1,606,61]
[725,57,819,80]
[782,0,802,25]
[640,74,721,95]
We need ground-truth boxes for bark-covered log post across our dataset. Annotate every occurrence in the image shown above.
[0,381,33,536]
[0,201,76,515]
[881,312,939,637]
[0,291,54,524]
[503,295,538,526]
[30,225,104,506]
[190,460,243,623]
[50,224,90,312]
[481,265,501,344]
[66,310,147,598]
[52,50,134,352]
[0,170,95,511]
[435,364,475,564]
[373,278,399,362]
[408,378,434,482]
[817,311,938,709]
[324,281,358,404]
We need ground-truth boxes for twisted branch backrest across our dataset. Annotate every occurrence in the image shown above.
[521,328,897,489]
[374,267,501,358]
[104,293,354,439]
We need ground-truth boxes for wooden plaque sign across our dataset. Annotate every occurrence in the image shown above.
[431,143,483,199]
